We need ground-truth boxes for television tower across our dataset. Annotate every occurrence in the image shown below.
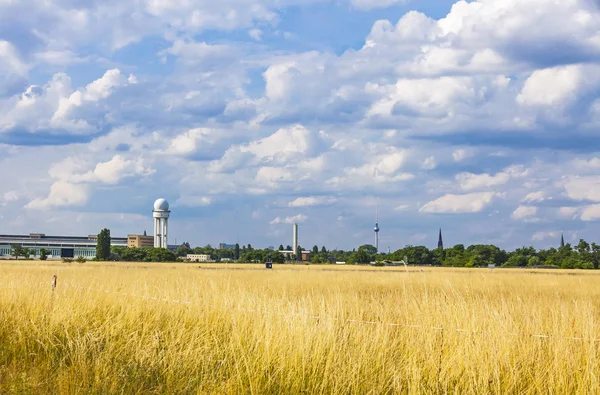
[374,202,380,253]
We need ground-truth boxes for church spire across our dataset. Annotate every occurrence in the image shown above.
[438,228,444,250]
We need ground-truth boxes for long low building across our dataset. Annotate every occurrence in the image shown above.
[0,233,128,259]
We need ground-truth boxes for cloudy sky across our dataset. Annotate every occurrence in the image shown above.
[1,0,600,251]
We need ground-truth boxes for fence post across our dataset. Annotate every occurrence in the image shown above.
[52,274,57,292]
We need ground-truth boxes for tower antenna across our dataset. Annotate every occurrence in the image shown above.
[374,199,380,253]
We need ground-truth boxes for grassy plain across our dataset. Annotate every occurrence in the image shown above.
[1,261,600,394]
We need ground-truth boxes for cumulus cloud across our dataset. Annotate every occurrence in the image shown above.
[421,156,437,170]
[452,149,470,162]
[176,196,212,207]
[420,192,501,214]
[1,191,18,206]
[522,191,550,203]
[563,176,600,202]
[0,69,135,134]
[25,181,89,210]
[512,205,538,220]
[26,154,154,209]
[288,196,337,207]
[456,172,510,191]
[270,214,308,225]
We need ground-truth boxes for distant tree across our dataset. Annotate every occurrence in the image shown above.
[359,244,378,256]
[96,228,111,261]
[234,243,240,260]
[11,244,26,260]
[278,245,284,251]
[592,243,600,269]
[354,248,371,264]
[312,245,319,255]
[321,246,327,254]
[39,248,49,261]
[527,256,541,267]
[267,251,285,264]
[176,244,193,257]
[149,248,177,262]
[286,245,292,251]
[247,244,253,251]
[576,239,591,254]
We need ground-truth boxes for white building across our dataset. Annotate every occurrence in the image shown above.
[186,254,211,262]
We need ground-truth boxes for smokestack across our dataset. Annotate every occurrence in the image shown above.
[293,223,298,256]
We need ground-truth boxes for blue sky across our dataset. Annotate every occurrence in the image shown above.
[2,0,600,251]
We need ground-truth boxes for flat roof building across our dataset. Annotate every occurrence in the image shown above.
[128,234,154,248]
[186,254,211,262]
[0,233,127,260]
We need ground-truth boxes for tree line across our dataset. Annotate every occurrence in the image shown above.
[9,227,599,269]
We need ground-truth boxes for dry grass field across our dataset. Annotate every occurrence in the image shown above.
[1,260,600,394]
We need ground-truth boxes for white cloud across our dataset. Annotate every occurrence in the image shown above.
[456,172,510,191]
[1,191,18,206]
[522,191,549,203]
[270,214,308,225]
[517,65,585,107]
[167,128,218,155]
[52,69,134,124]
[1,69,134,134]
[76,155,154,184]
[420,192,501,214]
[512,205,537,220]
[558,207,580,220]
[394,204,412,212]
[25,154,154,209]
[532,231,560,241]
[452,149,469,162]
[176,196,212,207]
[563,176,600,202]
[288,196,337,207]
[421,156,437,170]
[0,40,28,76]
[249,29,263,41]
[572,157,600,169]
[581,205,600,221]
[25,181,89,210]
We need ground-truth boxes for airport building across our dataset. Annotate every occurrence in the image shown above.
[127,233,154,248]
[0,233,128,259]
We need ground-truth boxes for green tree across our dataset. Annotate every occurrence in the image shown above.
[278,245,284,251]
[96,228,111,261]
[311,254,324,264]
[353,248,371,264]
[39,248,49,261]
[312,245,319,255]
[527,256,541,267]
[321,246,327,254]
[11,244,26,260]
[591,243,600,269]
[176,244,193,257]
[234,243,240,260]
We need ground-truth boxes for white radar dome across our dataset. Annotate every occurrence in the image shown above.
[154,198,169,211]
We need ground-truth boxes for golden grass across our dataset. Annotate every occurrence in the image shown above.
[1,261,599,394]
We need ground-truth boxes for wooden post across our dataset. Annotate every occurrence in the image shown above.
[52,274,57,292]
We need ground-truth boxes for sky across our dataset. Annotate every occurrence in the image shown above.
[1,0,600,252]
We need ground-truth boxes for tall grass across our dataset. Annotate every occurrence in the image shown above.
[1,262,599,393]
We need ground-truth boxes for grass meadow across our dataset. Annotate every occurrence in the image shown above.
[1,261,600,394]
